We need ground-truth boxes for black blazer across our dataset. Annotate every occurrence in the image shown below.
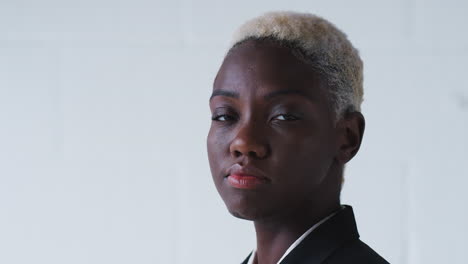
[241,205,389,264]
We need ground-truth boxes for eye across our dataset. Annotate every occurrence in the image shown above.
[211,114,236,122]
[210,106,238,122]
[272,114,299,121]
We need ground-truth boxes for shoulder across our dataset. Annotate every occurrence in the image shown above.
[324,238,389,264]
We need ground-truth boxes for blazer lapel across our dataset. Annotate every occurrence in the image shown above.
[279,205,360,264]
[241,251,253,264]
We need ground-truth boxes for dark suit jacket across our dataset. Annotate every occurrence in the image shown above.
[241,205,389,264]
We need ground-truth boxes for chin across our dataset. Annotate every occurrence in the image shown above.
[229,210,251,220]
[227,206,257,220]
[224,200,276,221]
[216,180,282,221]
[227,208,264,221]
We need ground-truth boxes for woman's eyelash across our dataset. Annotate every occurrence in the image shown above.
[211,114,236,121]
[211,113,299,122]
[273,114,299,121]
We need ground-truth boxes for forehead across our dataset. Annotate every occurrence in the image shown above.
[213,39,329,102]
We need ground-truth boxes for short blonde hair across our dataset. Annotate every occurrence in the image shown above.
[227,11,363,118]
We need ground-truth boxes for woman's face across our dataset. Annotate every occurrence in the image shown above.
[207,40,338,220]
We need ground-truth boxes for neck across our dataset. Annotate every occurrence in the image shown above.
[252,200,340,264]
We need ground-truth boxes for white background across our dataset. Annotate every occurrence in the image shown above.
[1,0,467,263]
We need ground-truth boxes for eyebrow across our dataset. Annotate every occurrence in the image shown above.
[209,89,313,102]
[209,90,239,101]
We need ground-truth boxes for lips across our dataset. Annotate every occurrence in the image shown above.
[227,174,268,189]
[225,163,270,189]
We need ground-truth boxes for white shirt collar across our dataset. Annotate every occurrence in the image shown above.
[246,206,344,264]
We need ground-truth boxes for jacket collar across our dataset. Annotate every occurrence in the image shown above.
[280,205,360,264]
[241,205,360,264]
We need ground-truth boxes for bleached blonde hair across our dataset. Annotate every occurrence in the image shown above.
[227,11,363,119]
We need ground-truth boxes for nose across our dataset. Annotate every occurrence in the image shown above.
[229,121,269,159]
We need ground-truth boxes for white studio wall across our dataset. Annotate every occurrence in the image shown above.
[1,0,467,263]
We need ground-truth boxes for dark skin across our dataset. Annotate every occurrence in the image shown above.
[207,39,365,264]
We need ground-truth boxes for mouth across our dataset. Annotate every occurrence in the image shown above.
[224,164,270,190]
[226,174,269,189]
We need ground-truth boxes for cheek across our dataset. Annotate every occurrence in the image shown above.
[207,127,230,175]
[273,131,335,184]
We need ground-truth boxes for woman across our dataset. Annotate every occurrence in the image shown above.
[207,11,389,264]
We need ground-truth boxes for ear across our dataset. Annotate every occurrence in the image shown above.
[335,112,365,164]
